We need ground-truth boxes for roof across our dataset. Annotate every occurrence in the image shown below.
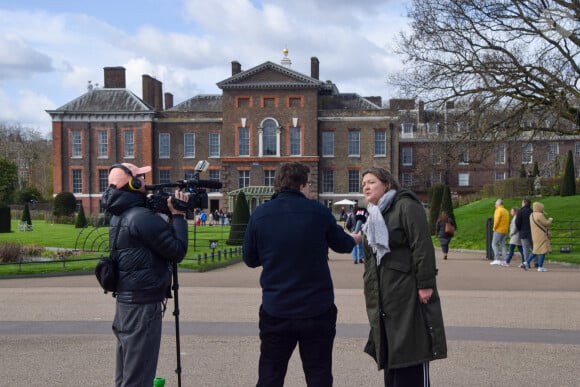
[167,95,223,112]
[318,93,382,110]
[217,61,323,90]
[228,186,275,197]
[50,89,153,112]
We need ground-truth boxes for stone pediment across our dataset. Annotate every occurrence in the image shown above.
[217,61,323,90]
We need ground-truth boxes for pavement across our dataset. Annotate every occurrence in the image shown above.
[1,250,580,386]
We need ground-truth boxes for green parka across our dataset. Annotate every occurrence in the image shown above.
[362,189,447,370]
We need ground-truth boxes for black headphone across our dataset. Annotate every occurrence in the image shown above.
[109,164,143,191]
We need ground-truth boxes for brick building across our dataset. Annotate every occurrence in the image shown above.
[47,54,580,216]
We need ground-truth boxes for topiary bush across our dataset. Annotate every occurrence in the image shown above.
[0,203,11,233]
[53,192,77,217]
[226,191,250,245]
[21,202,32,226]
[75,205,88,228]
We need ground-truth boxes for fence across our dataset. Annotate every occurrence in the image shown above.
[485,218,580,259]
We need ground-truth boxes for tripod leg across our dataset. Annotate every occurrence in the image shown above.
[172,263,182,387]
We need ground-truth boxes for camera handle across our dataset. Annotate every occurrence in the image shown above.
[172,261,182,387]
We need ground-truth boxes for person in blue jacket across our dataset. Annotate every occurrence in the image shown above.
[243,162,362,387]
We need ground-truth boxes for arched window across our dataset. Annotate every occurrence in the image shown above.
[260,118,280,156]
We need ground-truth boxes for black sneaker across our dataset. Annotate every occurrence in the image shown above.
[359,259,364,264]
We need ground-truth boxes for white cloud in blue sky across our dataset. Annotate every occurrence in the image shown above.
[0,0,411,136]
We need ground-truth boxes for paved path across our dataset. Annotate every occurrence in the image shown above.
[1,250,579,386]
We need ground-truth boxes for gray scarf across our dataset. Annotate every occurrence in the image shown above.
[362,189,397,266]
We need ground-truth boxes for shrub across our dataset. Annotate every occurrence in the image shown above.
[428,184,444,235]
[21,202,32,226]
[226,191,250,245]
[53,192,76,217]
[75,205,88,228]
[0,203,11,233]
[560,150,576,197]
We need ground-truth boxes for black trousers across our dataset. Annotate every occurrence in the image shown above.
[257,304,337,387]
[384,362,430,387]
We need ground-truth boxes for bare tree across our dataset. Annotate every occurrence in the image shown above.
[391,0,579,139]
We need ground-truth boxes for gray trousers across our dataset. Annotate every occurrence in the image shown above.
[492,232,507,260]
[520,238,532,262]
[113,302,163,387]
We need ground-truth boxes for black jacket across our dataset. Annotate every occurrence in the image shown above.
[515,204,533,240]
[103,188,188,304]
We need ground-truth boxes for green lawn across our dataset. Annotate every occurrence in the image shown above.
[1,220,242,276]
[436,195,580,265]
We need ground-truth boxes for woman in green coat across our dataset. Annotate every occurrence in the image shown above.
[361,167,447,386]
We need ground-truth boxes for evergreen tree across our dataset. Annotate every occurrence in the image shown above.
[226,191,250,245]
[21,202,32,226]
[560,150,576,197]
[519,164,527,178]
[428,184,444,235]
[440,184,456,229]
[532,162,540,177]
[75,205,89,228]
[53,192,77,217]
[0,203,10,233]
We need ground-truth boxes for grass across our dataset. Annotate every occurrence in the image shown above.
[435,195,580,265]
[0,220,242,276]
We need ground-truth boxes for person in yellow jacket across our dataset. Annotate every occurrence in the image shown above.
[490,198,510,265]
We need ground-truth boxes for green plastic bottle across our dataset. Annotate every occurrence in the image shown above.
[153,377,165,387]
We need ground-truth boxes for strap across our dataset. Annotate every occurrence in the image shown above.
[531,215,549,235]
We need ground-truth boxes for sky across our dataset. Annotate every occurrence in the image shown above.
[0,0,412,137]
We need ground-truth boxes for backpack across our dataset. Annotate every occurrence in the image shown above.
[95,222,121,295]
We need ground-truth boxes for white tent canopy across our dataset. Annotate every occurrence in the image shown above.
[333,199,356,206]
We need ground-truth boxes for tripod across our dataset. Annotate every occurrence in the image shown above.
[172,261,182,387]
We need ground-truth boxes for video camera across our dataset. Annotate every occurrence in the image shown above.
[144,160,222,216]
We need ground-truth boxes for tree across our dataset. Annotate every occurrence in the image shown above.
[519,164,528,178]
[21,202,32,226]
[428,184,444,235]
[53,192,77,217]
[533,161,540,177]
[0,158,18,204]
[391,0,579,140]
[560,150,577,196]
[226,191,250,245]
[75,205,88,228]
[440,185,456,229]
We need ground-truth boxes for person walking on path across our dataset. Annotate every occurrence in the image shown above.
[436,211,455,260]
[243,162,362,387]
[504,207,524,267]
[103,163,189,387]
[515,198,533,268]
[523,202,553,272]
[346,205,369,264]
[490,198,509,265]
[360,167,446,387]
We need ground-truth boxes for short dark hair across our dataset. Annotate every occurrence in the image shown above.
[361,167,400,190]
[274,162,310,192]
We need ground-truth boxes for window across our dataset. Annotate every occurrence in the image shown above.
[431,172,442,185]
[374,130,386,156]
[209,170,221,192]
[184,170,196,180]
[495,171,506,181]
[72,169,82,193]
[495,144,505,164]
[71,130,82,158]
[458,145,469,164]
[159,170,171,184]
[402,147,413,166]
[322,170,334,192]
[522,143,533,164]
[458,173,470,186]
[97,130,108,158]
[239,170,250,188]
[548,142,559,161]
[159,133,170,159]
[348,170,360,193]
[124,131,134,158]
[98,169,109,192]
[209,133,220,157]
[184,133,195,158]
[401,173,413,188]
[262,119,278,156]
[238,127,250,156]
[575,142,580,155]
[348,131,360,156]
[290,127,301,155]
[401,123,414,138]
[264,170,275,186]
[322,132,334,157]
[427,123,440,134]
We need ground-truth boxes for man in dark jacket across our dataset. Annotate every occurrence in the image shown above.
[243,162,361,387]
[515,198,533,268]
[103,163,189,387]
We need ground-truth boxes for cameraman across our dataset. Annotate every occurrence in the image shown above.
[104,163,189,387]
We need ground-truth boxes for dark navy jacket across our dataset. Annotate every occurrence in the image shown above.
[243,189,356,318]
[103,188,188,304]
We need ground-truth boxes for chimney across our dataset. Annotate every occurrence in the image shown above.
[103,66,126,88]
[232,61,242,76]
[154,78,163,110]
[142,74,156,107]
[164,92,173,109]
[311,57,319,80]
